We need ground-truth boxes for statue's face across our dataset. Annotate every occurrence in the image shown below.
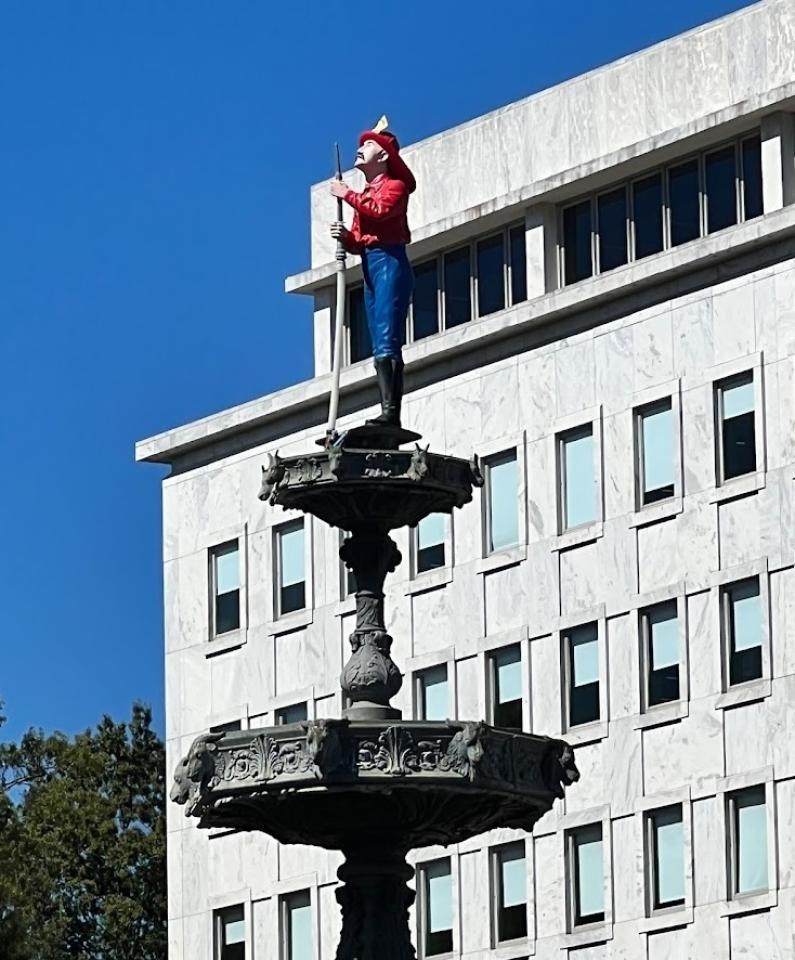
[355,139,388,174]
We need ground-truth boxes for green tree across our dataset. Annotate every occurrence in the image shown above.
[0,703,166,959]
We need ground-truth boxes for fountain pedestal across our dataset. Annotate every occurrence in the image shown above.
[171,426,579,958]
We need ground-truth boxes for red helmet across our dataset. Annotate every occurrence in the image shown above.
[358,130,416,193]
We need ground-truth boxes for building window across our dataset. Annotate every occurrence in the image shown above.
[214,905,245,960]
[636,399,675,506]
[722,577,763,686]
[415,513,446,574]
[349,286,372,364]
[728,786,768,897]
[493,842,527,943]
[641,601,680,708]
[509,224,527,305]
[485,450,519,553]
[716,372,756,483]
[565,623,600,728]
[741,135,763,220]
[444,246,472,328]
[568,824,604,927]
[597,186,628,272]
[488,645,523,730]
[559,425,596,531]
[705,145,738,234]
[646,806,685,912]
[420,859,453,956]
[412,260,440,340]
[276,702,308,725]
[561,134,762,284]
[477,234,506,317]
[276,520,306,617]
[632,173,664,260]
[210,720,243,734]
[415,665,449,721]
[668,157,701,247]
[281,890,312,960]
[563,199,593,284]
[210,541,240,637]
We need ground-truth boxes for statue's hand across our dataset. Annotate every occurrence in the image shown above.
[330,179,349,199]
[330,221,348,241]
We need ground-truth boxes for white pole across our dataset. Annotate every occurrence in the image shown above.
[326,143,347,442]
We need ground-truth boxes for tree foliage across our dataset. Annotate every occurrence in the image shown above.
[0,703,166,959]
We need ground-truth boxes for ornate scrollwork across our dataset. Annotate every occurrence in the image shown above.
[363,451,394,478]
[357,726,444,776]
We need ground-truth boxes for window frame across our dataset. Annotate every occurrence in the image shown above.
[637,788,694,931]
[553,407,604,548]
[639,594,688,716]
[629,380,683,527]
[209,539,243,640]
[417,857,456,959]
[278,888,314,960]
[213,902,249,960]
[558,610,608,744]
[634,397,676,509]
[594,183,630,275]
[270,516,312,627]
[714,369,757,486]
[565,822,606,931]
[558,131,762,286]
[716,768,777,916]
[413,662,451,722]
[720,574,766,691]
[490,840,529,947]
[645,805,686,914]
[410,512,453,581]
[486,642,525,732]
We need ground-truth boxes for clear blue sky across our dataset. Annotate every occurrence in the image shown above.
[0,0,753,742]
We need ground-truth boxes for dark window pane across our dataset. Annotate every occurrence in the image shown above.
[649,665,680,705]
[597,187,628,272]
[727,578,762,685]
[572,825,604,925]
[426,931,453,956]
[570,681,599,727]
[412,260,439,340]
[669,159,700,246]
[509,225,527,304]
[494,698,523,731]
[563,200,593,284]
[720,376,756,481]
[742,136,763,220]
[444,247,471,327]
[418,542,445,573]
[730,646,762,685]
[222,945,244,960]
[280,581,305,615]
[705,146,738,234]
[276,702,307,725]
[477,234,505,316]
[215,590,240,635]
[498,904,527,942]
[349,286,372,363]
[633,174,664,260]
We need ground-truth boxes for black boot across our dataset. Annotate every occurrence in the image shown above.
[367,357,401,428]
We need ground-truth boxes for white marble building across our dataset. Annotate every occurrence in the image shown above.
[137,2,795,957]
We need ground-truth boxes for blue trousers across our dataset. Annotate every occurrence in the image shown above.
[361,245,413,360]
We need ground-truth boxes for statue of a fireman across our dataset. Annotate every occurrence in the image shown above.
[330,124,416,428]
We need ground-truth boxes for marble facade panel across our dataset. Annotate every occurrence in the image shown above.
[632,308,673,391]
[672,294,714,386]
[605,718,642,819]
[531,634,563,739]
[456,655,482,721]
[555,339,595,418]
[526,437,556,542]
[594,326,634,418]
[642,700,723,798]
[563,741,605,813]
[602,411,635,521]
[459,850,490,952]
[724,699,769,776]
[412,583,459,656]
[533,833,565,940]
[518,351,556,442]
[718,493,764,569]
[637,519,678,596]
[692,797,724,907]
[774,267,795,360]
[607,614,640,721]
[484,564,529,637]
[687,589,720,702]
[680,383,715,497]
[771,568,795,679]
[767,0,795,90]
[181,912,209,959]
[320,882,343,958]
[712,281,756,366]
[611,815,644,924]
[776,779,795,892]
[480,361,520,442]
[559,542,601,615]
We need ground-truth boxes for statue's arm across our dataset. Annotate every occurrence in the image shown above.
[344,180,407,221]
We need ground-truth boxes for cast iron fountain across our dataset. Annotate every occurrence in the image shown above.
[171,422,579,959]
